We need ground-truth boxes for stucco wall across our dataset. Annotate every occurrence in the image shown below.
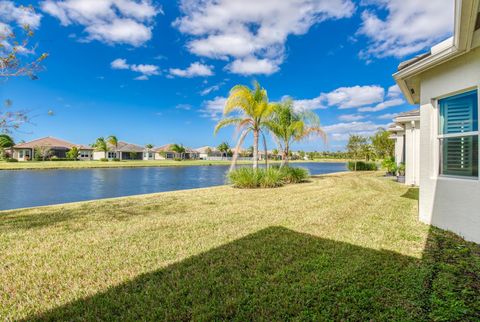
[393,133,405,166]
[404,121,420,186]
[418,47,480,243]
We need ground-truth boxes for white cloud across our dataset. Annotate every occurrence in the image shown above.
[134,75,148,81]
[293,96,325,111]
[323,121,387,141]
[200,83,222,96]
[378,113,398,120]
[174,0,355,75]
[110,58,159,80]
[293,85,384,111]
[357,0,454,59]
[169,62,214,78]
[111,58,129,69]
[200,96,226,120]
[0,1,42,29]
[358,98,404,112]
[130,63,159,76]
[292,84,404,112]
[175,104,192,110]
[324,85,384,109]
[41,0,160,46]
[387,84,401,98]
[0,1,43,54]
[338,114,365,122]
[227,57,279,76]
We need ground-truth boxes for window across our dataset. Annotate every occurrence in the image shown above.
[439,90,479,177]
[108,152,117,159]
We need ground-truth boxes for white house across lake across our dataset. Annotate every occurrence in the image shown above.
[393,0,480,243]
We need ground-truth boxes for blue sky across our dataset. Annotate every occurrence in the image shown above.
[1,0,454,151]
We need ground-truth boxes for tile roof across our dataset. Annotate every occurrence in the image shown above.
[395,109,420,118]
[14,137,93,150]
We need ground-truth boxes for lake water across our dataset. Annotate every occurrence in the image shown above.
[0,162,347,211]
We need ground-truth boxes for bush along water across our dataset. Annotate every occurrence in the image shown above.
[347,161,378,171]
[228,166,310,188]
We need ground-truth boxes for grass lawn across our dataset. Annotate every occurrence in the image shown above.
[0,159,344,170]
[1,172,478,320]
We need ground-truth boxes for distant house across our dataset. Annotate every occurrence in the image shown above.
[393,0,480,243]
[13,137,93,161]
[92,141,147,160]
[388,109,420,186]
[154,144,199,160]
[195,146,222,160]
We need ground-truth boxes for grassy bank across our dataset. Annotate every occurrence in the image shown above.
[1,172,478,320]
[0,159,345,170]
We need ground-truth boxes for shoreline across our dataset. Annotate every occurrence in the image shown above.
[0,159,348,171]
[0,170,350,213]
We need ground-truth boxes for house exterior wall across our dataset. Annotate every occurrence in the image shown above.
[78,150,93,160]
[404,121,420,186]
[93,151,107,160]
[393,133,405,166]
[13,148,33,161]
[418,47,480,243]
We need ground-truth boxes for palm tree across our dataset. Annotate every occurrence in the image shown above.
[171,143,186,159]
[94,137,108,158]
[214,81,275,170]
[217,142,230,159]
[107,135,118,158]
[145,144,154,160]
[265,99,327,167]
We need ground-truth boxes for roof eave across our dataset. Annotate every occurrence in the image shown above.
[392,0,479,104]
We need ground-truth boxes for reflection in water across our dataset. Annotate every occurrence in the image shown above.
[0,163,346,210]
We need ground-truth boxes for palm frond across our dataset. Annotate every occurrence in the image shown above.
[214,117,243,135]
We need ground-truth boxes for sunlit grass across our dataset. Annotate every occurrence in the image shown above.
[0,172,478,320]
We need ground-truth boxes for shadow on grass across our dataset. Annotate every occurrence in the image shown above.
[25,226,480,321]
[401,187,419,201]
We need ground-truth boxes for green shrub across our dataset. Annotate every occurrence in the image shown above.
[398,163,406,176]
[5,158,18,162]
[112,158,121,162]
[228,167,263,188]
[50,158,76,162]
[260,167,284,188]
[382,157,397,175]
[174,158,182,161]
[99,158,109,162]
[347,161,378,171]
[228,166,310,188]
[280,166,310,183]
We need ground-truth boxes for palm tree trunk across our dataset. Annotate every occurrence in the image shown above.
[262,132,268,168]
[230,129,249,172]
[285,144,290,167]
[253,129,259,169]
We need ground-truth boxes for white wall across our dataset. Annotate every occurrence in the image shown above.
[404,121,420,186]
[92,151,106,160]
[418,47,480,243]
[393,133,405,166]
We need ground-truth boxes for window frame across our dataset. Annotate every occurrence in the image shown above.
[437,88,480,179]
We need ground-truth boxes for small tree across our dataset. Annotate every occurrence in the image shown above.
[66,146,79,160]
[171,144,186,159]
[0,134,14,159]
[94,137,109,158]
[217,142,230,159]
[346,135,368,171]
[35,146,51,161]
[371,128,395,159]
